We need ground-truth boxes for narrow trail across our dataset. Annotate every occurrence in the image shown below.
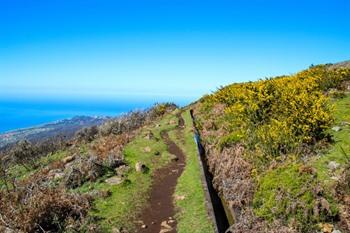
[137,114,186,233]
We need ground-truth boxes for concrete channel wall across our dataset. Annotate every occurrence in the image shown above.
[190,110,230,233]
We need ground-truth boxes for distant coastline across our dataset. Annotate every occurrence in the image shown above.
[0,97,189,133]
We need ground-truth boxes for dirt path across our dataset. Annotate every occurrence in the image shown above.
[137,114,186,233]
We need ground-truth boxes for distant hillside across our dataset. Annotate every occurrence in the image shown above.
[328,60,350,69]
[0,116,108,150]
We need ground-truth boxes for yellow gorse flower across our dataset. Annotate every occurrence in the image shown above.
[203,65,350,157]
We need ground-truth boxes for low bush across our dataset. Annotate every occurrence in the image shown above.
[253,163,338,232]
[0,186,92,233]
[202,66,350,158]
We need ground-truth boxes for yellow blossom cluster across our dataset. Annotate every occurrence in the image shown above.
[204,65,350,156]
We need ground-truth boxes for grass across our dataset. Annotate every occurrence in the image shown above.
[169,110,215,233]
[313,93,350,185]
[83,111,180,232]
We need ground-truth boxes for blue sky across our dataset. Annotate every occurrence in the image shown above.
[1,0,349,102]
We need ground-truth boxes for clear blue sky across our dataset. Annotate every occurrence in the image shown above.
[1,0,349,102]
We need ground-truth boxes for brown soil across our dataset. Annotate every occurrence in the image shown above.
[137,115,186,233]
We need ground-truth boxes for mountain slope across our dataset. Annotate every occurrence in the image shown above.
[192,63,350,232]
[0,116,108,150]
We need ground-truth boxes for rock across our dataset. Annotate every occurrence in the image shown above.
[105,176,123,185]
[328,161,340,171]
[155,124,161,128]
[135,162,147,173]
[332,126,341,132]
[48,169,62,177]
[169,154,178,162]
[168,219,175,224]
[175,194,186,201]
[115,165,130,177]
[144,131,154,140]
[319,223,334,233]
[144,146,152,153]
[160,221,172,233]
[54,172,65,179]
[330,176,340,181]
[169,119,177,125]
[62,155,75,164]
[141,224,147,229]
[341,121,349,126]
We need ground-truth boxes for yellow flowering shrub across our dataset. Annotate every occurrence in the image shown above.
[203,65,350,157]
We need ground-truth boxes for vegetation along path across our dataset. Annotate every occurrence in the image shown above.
[138,113,186,233]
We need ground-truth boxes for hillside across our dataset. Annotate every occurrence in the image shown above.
[192,63,350,232]
[0,116,108,151]
[0,62,350,233]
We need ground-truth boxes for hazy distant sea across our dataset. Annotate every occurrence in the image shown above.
[0,97,190,133]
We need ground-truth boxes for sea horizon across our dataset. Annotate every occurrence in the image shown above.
[0,96,194,133]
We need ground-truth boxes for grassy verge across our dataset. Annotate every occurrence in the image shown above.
[313,93,350,185]
[83,111,179,232]
[169,110,215,233]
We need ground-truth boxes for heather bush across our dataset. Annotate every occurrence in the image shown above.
[0,185,92,232]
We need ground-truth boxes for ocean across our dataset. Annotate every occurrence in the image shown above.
[0,97,191,133]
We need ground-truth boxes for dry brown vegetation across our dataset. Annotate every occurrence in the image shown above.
[0,103,177,232]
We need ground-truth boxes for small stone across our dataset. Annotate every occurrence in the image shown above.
[135,162,147,173]
[141,224,147,229]
[330,176,340,181]
[144,146,152,153]
[168,217,173,220]
[54,172,65,179]
[169,154,178,162]
[161,221,171,229]
[144,131,154,140]
[105,176,123,185]
[169,119,177,125]
[175,194,186,201]
[319,223,334,233]
[168,220,175,224]
[328,161,340,171]
[341,121,349,126]
[332,126,341,132]
[115,165,130,177]
[62,155,75,164]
